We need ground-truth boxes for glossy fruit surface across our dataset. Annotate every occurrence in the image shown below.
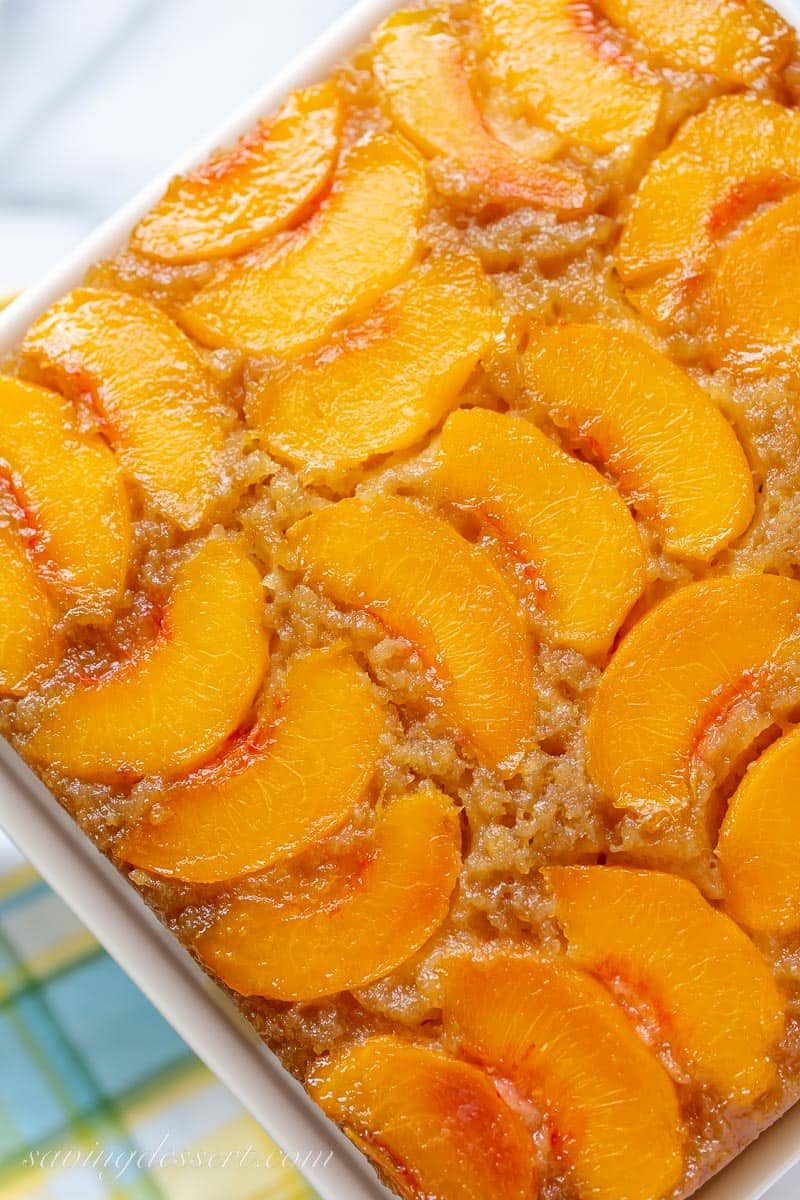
[289,495,534,771]
[0,376,130,618]
[710,190,800,372]
[718,728,800,934]
[523,323,753,560]
[475,0,664,154]
[617,96,800,325]
[248,254,499,479]
[546,865,785,1101]
[26,539,270,783]
[436,408,645,655]
[441,953,683,1200]
[196,788,461,1000]
[133,82,343,262]
[598,0,794,83]
[119,647,385,883]
[373,8,587,211]
[587,576,800,817]
[0,526,60,696]
[309,1036,537,1200]
[181,134,429,359]
[23,289,226,529]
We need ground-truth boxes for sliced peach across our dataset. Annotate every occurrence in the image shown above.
[309,1036,536,1200]
[475,0,664,155]
[435,408,645,655]
[23,289,226,529]
[246,255,500,480]
[718,727,800,934]
[587,576,800,817]
[119,647,385,883]
[132,82,343,263]
[441,954,683,1200]
[598,0,794,83]
[523,323,754,560]
[617,96,800,326]
[0,376,130,619]
[180,134,429,359]
[26,538,269,783]
[0,526,60,696]
[546,865,785,1101]
[372,9,587,212]
[288,496,534,771]
[709,190,800,372]
[195,788,461,1000]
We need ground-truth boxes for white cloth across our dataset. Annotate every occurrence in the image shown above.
[0,0,350,288]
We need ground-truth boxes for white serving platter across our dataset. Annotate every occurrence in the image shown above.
[1,2,799,1197]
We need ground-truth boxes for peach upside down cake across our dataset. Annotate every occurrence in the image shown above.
[3,1,800,1197]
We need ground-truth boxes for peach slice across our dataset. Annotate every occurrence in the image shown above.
[0,376,130,618]
[23,289,226,529]
[0,526,60,696]
[132,83,343,263]
[180,134,429,359]
[617,96,800,326]
[546,866,785,1101]
[309,1036,537,1200]
[288,496,534,771]
[523,323,753,561]
[195,788,461,1000]
[709,190,800,372]
[372,9,587,212]
[26,538,269,783]
[475,0,664,155]
[598,0,794,84]
[718,728,800,934]
[119,647,385,883]
[435,408,645,656]
[246,254,500,479]
[441,954,683,1200]
[587,576,800,818]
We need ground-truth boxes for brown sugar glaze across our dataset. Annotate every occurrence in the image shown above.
[3,2,800,1197]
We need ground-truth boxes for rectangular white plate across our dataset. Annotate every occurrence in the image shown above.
[1,2,799,1197]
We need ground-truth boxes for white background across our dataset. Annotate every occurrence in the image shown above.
[0,0,352,290]
[0,2,796,1196]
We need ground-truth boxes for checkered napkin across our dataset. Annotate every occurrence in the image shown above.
[0,862,318,1200]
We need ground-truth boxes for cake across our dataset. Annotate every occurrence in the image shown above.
[2,2,800,1197]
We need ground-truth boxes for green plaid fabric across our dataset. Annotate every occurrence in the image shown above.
[0,861,319,1200]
